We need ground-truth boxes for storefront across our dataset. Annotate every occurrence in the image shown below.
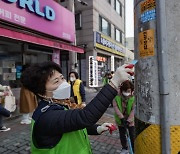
[0,0,84,112]
[92,31,125,87]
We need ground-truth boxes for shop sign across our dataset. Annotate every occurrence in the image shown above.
[89,56,98,87]
[5,0,55,21]
[139,29,155,58]
[0,0,75,42]
[96,56,106,62]
[94,32,125,57]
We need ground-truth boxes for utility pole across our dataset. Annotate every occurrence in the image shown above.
[134,0,180,153]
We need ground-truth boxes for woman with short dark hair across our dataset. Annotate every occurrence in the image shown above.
[113,80,135,153]
[21,61,133,154]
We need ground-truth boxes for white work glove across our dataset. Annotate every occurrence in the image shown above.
[110,64,133,89]
[97,123,113,134]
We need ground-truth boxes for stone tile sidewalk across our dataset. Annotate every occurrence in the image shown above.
[0,113,121,154]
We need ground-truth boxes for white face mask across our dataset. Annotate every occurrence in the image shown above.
[122,91,131,97]
[53,82,71,99]
[70,77,76,82]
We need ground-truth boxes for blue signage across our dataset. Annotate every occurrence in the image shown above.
[141,9,156,23]
[95,32,125,54]
[5,0,55,21]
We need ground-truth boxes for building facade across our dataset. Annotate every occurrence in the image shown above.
[73,0,126,87]
[0,0,83,112]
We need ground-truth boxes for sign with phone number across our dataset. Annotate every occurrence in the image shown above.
[139,29,155,58]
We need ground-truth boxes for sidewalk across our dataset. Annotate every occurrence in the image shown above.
[0,112,121,154]
[90,113,121,154]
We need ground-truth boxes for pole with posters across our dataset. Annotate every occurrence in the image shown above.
[134,0,180,153]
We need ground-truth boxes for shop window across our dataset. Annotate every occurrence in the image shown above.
[75,12,82,30]
[99,16,111,37]
[114,0,122,16]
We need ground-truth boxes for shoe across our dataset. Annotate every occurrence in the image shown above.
[20,119,31,124]
[120,149,129,154]
[0,126,11,132]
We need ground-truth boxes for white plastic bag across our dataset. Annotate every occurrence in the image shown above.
[4,95,16,112]
[4,86,16,112]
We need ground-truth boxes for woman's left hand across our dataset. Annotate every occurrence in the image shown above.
[97,123,114,134]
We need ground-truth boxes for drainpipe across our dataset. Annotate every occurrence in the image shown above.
[156,0,170,153]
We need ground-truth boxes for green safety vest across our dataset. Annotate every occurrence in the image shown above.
[31,120,92,154]
[114,95,134,125]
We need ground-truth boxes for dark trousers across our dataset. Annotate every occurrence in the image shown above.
[118,126,134,151]
[0,104,11,127]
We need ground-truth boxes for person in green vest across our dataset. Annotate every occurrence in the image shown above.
[69,71,86,105]
[102,72,112,86]
[20,61,133,154]
[102,72,113,107]
[113,80,135,154]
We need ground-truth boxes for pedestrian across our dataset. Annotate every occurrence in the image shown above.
[0,85,11,132]
[102,72,112,86]
[19,87,38,124]
[113,80,135,154]
[20,61,133,154]
[102,72,113,107]
[69,71,86,105]
[19,65,38,124]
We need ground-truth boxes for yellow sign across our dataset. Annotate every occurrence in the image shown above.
[139,29,155,58]
[95,43,125,56]
[141,0,156,13]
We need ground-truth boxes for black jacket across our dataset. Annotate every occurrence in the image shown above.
[32,84,117,148]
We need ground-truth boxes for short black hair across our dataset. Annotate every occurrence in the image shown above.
[69,71,79,79]
[21,61,62,95]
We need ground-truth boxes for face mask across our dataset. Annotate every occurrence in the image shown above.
[122,91,131,97]
[53,82,71,99]
[70,77,76,82]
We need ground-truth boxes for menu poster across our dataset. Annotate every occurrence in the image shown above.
[2,61,15,68]
[3,73,16,80]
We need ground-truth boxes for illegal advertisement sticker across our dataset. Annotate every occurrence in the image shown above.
[139,29,155,58]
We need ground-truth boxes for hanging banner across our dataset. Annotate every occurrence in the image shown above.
[89,56,98,87]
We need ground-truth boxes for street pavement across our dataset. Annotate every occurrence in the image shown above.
[0,89,122,154]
